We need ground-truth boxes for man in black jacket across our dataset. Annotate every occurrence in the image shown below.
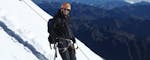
[48,2,76,60]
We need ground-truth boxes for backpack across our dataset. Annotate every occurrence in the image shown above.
[48,19,56,44]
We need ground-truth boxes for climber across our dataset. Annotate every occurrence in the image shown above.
[47,2,76,60]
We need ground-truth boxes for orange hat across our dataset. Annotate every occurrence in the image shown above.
[61,2,71,10]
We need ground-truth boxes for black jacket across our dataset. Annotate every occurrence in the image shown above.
[48,9,76,43]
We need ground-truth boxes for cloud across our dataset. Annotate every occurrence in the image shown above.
[125,0,150,3]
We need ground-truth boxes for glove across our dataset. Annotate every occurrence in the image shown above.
[73,43,78,49]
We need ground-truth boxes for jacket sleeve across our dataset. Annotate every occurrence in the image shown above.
[71,34,76,43]
[68,18,76,43]
[69,25,76,43]
[47,19,51,33]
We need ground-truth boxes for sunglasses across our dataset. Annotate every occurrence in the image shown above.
[61,8,71,12]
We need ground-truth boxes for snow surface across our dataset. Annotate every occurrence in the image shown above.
[0,0,104,60]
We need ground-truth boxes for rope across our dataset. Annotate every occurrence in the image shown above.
[54,43,58,60]
[76,43,90,60]
[20,0,48,22]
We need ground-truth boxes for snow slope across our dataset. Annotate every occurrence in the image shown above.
[0,0,104,60]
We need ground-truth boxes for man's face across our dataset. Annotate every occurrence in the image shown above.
[61,8,71,16]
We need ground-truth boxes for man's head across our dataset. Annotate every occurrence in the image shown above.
[60,2,71,16]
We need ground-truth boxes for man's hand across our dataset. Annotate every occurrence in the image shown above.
[74,43,78,49]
